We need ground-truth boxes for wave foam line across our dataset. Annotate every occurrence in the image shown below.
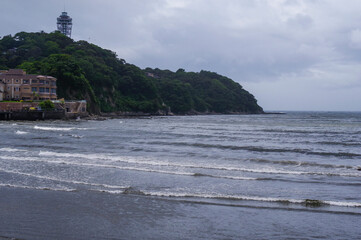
[193,173,257,180]
[34,126,89,131]
[147,141,361,158]
[0,168,127,189]
[38,151,361,177]
[248,158,356,170]
[324,201,361,207]
[15,130,28,135]
[140,191,361,208]
[34,126,74,131]
[0,156,195,177]
[0,148,27,152]
[0,156,259,181]
[0,183,76,192]
[40,151,102,160]
[94,188,361,208]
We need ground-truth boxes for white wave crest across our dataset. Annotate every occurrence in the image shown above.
[0,148,27,152]
[0,155,195,177]
[38,151,361,178]
[71,134,83,138]
[0,168,127,190]
[15,130,28,135]
[0,183,76,192]
[324,201,361,208]
[34,126,75,131]
[34,126,89,131]
[141,191,361,208]
[1,155,257,182]
[40,151,101,159]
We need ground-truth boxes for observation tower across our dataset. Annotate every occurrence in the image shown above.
[57,12,72,38]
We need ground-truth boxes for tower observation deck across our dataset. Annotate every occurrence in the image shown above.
[57,12,72,38]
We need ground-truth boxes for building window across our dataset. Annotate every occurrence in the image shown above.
[23,80,29,84]
[39,87,45,92]
[51,88,56,93]
[39,80,45,84]
[15,87,19,91]
[32,87,37,92]
[46,88,50,93]
[46,81,49,84]
[32,80,38,83]
[7,86,10,90]
[15,79,19,83]
[7,80,10,83]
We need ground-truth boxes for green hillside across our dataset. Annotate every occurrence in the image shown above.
[0,31,263,114]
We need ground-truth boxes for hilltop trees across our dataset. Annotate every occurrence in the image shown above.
[0,31,263,114]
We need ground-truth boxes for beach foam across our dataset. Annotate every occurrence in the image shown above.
[15,130,28,135]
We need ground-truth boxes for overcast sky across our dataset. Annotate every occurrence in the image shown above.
[1,0,361,111]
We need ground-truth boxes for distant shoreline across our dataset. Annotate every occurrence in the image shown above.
[0,111,285,121]
[87,111,282,120]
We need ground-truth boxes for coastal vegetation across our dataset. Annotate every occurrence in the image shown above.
[0,31,263,114]
[38,100,55,111]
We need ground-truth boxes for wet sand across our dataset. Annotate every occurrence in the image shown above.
[1,187,360,240]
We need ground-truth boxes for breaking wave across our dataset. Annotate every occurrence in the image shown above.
[34,126,75,131]
[37,151,361,177]
[0,183,76,192]
[96,188,361,208]
[0,147,27,152]
[146,141,361,158]
[248,158,356,169]
[0,167,128,190]
[15,130,28,135]
[34,126,89,131]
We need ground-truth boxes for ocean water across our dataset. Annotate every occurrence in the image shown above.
[0,112,360,239]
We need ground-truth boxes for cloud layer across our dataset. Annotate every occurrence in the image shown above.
[1,0,361,110]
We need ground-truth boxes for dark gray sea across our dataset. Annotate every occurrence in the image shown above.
[0,112,360,239]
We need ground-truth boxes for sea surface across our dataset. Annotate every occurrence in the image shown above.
[0,112,360,239]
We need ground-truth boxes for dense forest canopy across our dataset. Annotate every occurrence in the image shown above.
[0,31,263,114]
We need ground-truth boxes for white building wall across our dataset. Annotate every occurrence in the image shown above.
[0,82,4,101]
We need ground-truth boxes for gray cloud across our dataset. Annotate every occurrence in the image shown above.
[1,0,361,111]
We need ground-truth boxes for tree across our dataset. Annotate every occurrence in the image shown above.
[39,100,54,110]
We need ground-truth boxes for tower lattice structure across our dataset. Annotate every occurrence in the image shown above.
[57,12,72,38]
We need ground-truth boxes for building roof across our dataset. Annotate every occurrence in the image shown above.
[3,69,26,75]
[0,69,56,81]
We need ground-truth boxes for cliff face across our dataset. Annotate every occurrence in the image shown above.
[0,31,263,114]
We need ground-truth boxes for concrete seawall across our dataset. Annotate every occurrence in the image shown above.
[0,100,88,120]
[0,110,65,121]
